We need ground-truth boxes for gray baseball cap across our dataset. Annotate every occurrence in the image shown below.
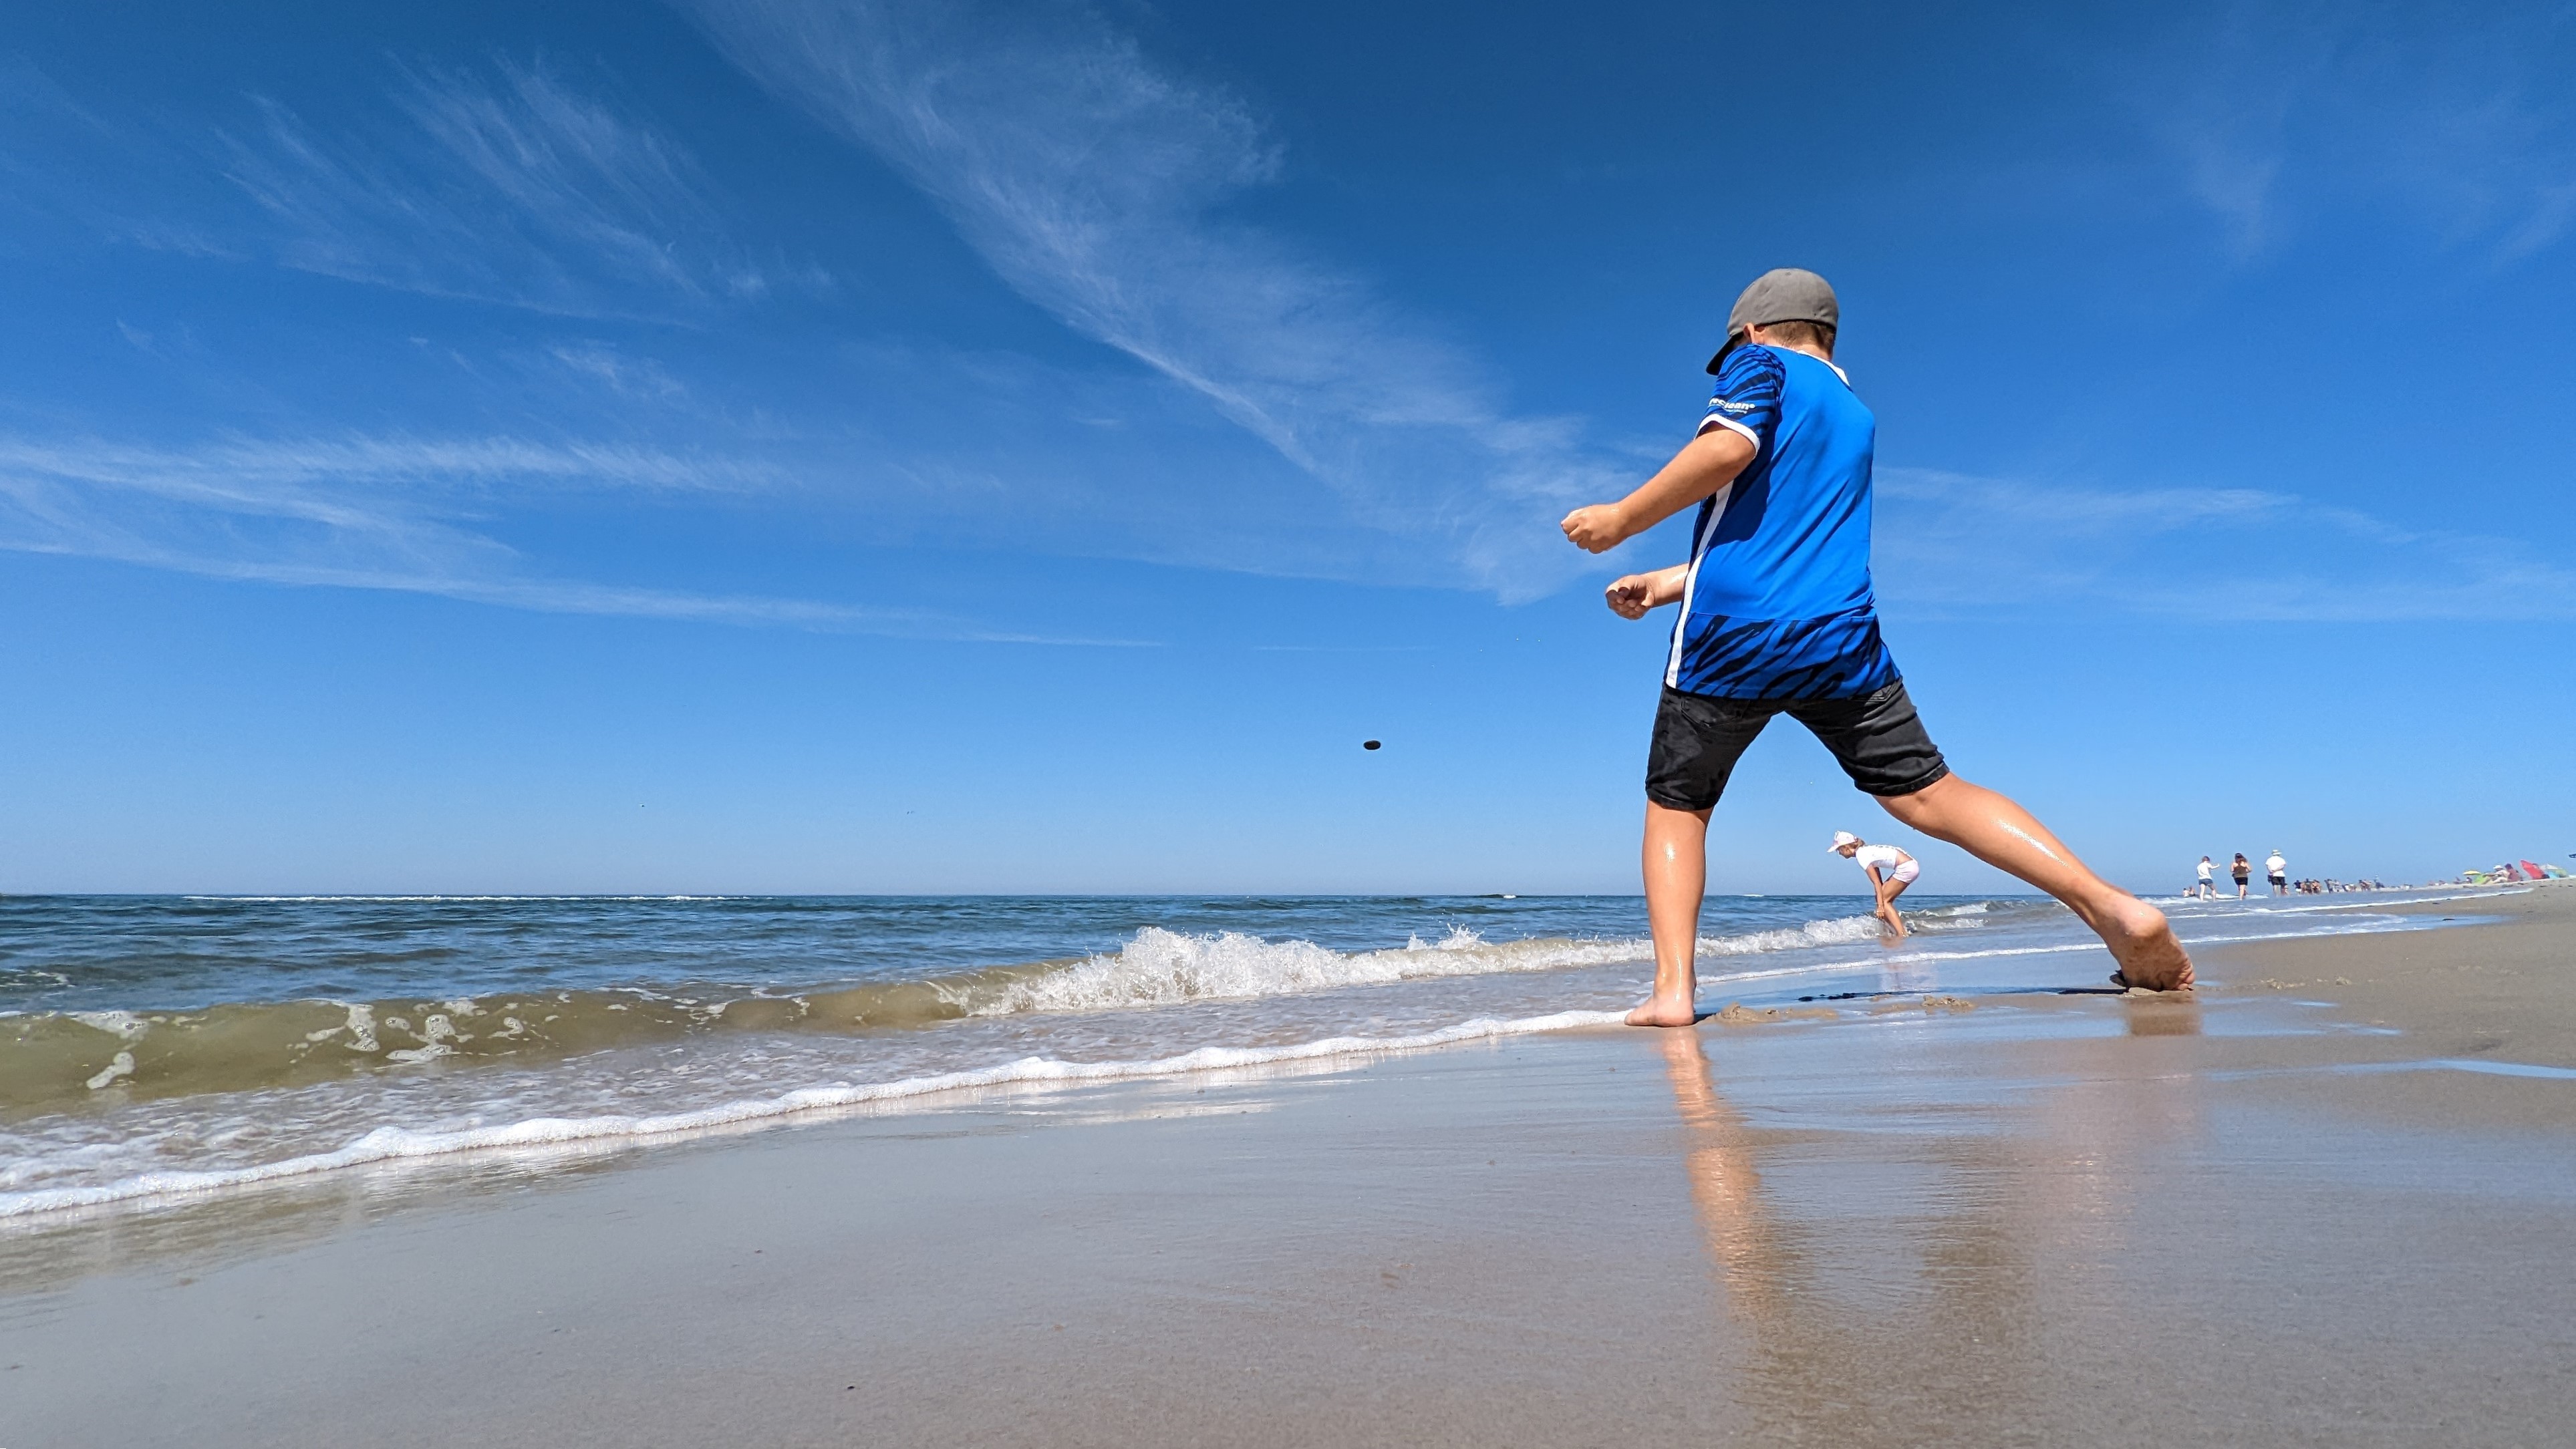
[1707,267,1839,373]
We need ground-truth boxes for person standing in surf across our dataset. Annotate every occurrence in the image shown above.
[1560,268,2192,1025]
[1832,830,1917,939]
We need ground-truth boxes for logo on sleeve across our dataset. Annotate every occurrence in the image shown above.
[1709,398,1756,415]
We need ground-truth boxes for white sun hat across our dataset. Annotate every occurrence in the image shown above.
[1830,830,1861,852]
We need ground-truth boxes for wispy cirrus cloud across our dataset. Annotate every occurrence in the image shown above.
[217,59,819,316]
[5,53,820,314]
[1876,466,2576,621]
[0,434,776,502]
[2141,2,2576,265]
[677,0,1630,597]
[546,341,690,401]
[0,434,1116,641]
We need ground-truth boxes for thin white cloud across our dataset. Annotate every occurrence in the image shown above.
[548,342,689,401]
[219,60,807,315]
[0,55,112,172]
[2142,3,2576,266]
[2146,7,2313,258]
[2494,181,2576,264]
[0,434,774,502]
[1876,466,2576,621]
[678,0,1632,597]
[0,433,1123,642]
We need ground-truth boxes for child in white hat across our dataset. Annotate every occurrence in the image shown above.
[1832,831,1918,939]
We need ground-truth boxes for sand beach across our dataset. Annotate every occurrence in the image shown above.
[4,885,2571,1448]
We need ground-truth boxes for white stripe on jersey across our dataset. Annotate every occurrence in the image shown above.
[1698,414,1761,450]
[1663,482,1735,689]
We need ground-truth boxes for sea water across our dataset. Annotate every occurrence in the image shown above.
[0,890,2488,1217]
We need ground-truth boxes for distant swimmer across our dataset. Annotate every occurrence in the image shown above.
[2231,852,2252,900]
[2266,850,2287,896]
[2196,855,2216,899]
[1832,830,1917,939]
[1559,267,2194,1025]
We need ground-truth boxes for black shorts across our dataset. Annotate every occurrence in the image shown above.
[1645,679,1949,812]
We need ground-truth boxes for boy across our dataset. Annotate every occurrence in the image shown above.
[1560,269,2192,1025]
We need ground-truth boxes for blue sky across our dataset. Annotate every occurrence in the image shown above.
[3,0,2571,895]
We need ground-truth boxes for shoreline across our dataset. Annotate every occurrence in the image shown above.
[2,887,2515,1226]
[4,884,2572,1446]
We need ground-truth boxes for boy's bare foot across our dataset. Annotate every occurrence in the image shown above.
[1625,995,1700,1027]
[2094,896,2194,991]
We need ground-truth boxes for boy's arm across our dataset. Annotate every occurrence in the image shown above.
[1604,565,1689,619]
[1560,426,1757,554]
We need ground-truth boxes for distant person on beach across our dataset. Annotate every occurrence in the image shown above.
[2231,852,2252,900]
[2197,856,2216,899]
[2267,850,2287,895]
[1832,830,1916,939]
[1559,267,2193,1025]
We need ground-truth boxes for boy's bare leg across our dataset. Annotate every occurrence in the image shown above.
[1630,801,1711,1026]
[1878,774,2194,991]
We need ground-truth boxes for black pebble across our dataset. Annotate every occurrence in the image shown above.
[1363,740,1381,750]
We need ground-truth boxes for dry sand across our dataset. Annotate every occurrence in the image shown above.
[3,885,2572,1447]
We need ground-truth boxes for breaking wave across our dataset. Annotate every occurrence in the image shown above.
[1,912,1995,1111]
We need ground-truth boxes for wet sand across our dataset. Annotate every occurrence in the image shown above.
[5,885,2573,1447]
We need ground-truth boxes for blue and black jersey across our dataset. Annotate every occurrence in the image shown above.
[1665,345,1898,700]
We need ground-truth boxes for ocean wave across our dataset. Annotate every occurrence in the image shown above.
[0,1009,1627,1220]
[0,913,1945,1110]
[0,905,2020,1111]
[993,925,1631,1015]
[0,977,1006,1113]
[996,909,2017,1015]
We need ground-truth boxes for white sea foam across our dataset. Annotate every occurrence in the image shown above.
[1697,915,1896,955]
[980,916,1910,1017]
[84,1052,135,1092]
[67,1010,148,1041]
[0,1009,1626,1220]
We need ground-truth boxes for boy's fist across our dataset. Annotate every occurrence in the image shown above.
[1560,504,1627,553]
[1604,574,1661,619]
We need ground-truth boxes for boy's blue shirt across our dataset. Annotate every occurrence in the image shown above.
[1663,345,1900,700]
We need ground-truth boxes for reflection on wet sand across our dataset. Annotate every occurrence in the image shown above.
[1655,1019,2211,1443]
[1657,1028,1785,1322]
[1660,1025,1931,1440]
[2125,995,2204,1036]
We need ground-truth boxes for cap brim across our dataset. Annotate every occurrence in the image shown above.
[1706,328,1748,375]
